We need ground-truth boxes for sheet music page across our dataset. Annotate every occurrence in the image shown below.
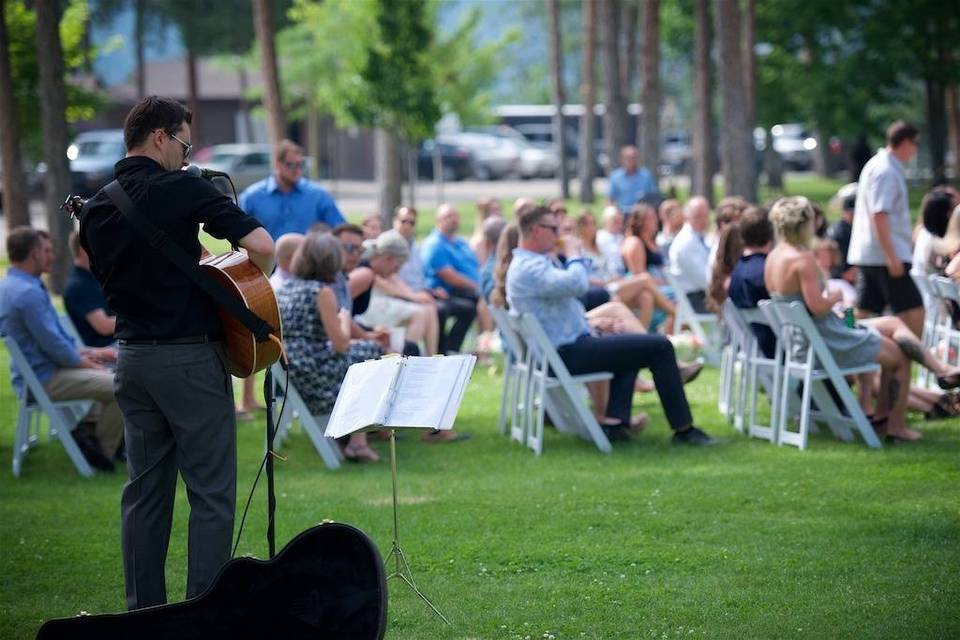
[325,358,401,438]
[385,355,476,429]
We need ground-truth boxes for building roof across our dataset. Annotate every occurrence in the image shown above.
[107,57,262,103]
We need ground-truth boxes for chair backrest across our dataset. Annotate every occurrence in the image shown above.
[767,300,851,376]
[722,298,755,353]
[2,335,45,403]
[489,306,526,362]
[931,276,960,304]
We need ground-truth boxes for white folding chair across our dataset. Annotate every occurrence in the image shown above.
[721,299,777,434]
[764,300,882,450]
[514,313,613,455]
[3,335,96,477]
[911,273,939,389]
[743,303,782,442]
[490,307,532,442]
[663,270,721,366]
[929,276,960,370]
[270,363,342,470]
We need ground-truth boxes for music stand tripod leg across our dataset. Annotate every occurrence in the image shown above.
[384,429,451,626]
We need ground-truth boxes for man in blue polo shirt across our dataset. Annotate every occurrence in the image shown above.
[608,145,659,212]
[420,204,479,354]
[239,139,345,239]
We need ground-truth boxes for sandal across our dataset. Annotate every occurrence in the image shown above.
[925,391,960,420]
[937,372,960,390]
[421,429,471,444]
[343,443,380,462]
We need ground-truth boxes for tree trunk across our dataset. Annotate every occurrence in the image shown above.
[714,0,755,202]
[764,128,784,191]
[375,129,402,225]
[186,48,200,147]
[547,0,570,199]
[237,65,254,143]
[926,78,947,185]
[620,0,637,99]
[690,0,714,203]
[946,83,960,181]
[35,0,73,292]
[135,0,146,98]
[252,0,286,146]
[579,0,597,203]
[0,0,30,230]
[741,0,756,146]
[306,101,321,180]
[599,0,627,170]
[638,0,660,177]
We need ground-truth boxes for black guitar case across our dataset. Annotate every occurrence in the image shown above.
[36,522,388,640]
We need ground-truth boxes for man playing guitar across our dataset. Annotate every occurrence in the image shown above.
[79,96,274,610]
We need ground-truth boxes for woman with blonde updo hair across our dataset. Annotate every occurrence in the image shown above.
[764,196,920,441]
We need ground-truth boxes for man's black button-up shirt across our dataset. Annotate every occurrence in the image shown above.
[79,156,263,341]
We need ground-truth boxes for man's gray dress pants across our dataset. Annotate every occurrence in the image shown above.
[115,342,236,610]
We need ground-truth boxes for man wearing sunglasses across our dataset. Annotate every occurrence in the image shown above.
[239,139,345,240]
[78,96,275,610]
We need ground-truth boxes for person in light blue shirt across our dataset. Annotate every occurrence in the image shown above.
[0,227,123,467]
[238,139,344,239]
[506,206,713,445]
[607,145,659,212]
[419,204,481,353]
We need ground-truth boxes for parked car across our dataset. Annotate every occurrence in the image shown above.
[436,132,519,180]
[193,143,275,195]
[512,122,603,176]
[661,130,692,173]
[466,125,559,178]
[416,139,476,181]
[770,123,816,171]
[36,129,127,198]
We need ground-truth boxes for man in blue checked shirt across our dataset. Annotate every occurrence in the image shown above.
[239,139,345,240]
[0,227,122,470]
[506,206,714,445]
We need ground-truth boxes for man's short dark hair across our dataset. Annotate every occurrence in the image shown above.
[123,96,192,151]
[517,205,551,236]
[331,223,364,238]
[921,188,954,237]
[275,139,304,164]
[7,226,50,262]
[739,206,772,248]
[886,120,919,148]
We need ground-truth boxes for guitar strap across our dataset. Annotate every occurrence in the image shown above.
[103,179,276,343]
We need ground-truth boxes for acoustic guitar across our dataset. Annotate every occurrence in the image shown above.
[36,522,389,640]
[200,248,283,378]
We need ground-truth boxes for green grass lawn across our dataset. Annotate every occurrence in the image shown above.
[1,351,958,639]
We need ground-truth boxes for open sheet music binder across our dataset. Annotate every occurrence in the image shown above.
[325,355,477,439]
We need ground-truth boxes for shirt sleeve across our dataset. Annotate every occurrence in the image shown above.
[63,281,102,318]
[316,190,345,227]
[184,176,263,242]
[22,288,82,367]
[866,170,896,215]
[515,256,589,299]
[608,173,620,202]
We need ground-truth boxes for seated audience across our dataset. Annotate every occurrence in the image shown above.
[479,216,508,303]
[656,199,684,257]
[353,230,439,355]
[913,187,959,279]
[706,224,744,314]
[728,206,775,357]
[330,224,391,349]
[421,204,481,354]
[0,227,121,471]
[813,238,858,312]
[268,232,304,291]
[277,230,383,462]
[505,206,713,445]
[827,192,857,280]
[621,204,677,330]
[64,231,115,348]
[764,196,917,441]
[596,205,626,276]
[668,196,712,313]
[705,198,745,282]
[469,198,503,265]
[361,213,383,240]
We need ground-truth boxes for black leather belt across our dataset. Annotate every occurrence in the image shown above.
[119,335,212,346]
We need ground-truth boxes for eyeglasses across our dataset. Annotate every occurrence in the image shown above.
[340,243,361,255]
[169,132,192,159]
[283,161,305,170]
[537,223,559,233]
[398,219,416,226]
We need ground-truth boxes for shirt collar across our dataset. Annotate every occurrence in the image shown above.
[7,266,41,284]
[883,148,905,173]
[267,175,303,194]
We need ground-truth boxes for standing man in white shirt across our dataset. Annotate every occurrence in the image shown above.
[668,196,712,313]
[847,121,925,337]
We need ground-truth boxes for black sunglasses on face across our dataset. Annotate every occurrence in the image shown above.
[169,132,192,159]
[340,243,361,254]
[283,161,305,170]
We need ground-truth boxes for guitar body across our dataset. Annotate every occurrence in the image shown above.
[36,522,388,640]
[199,251,282,378]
